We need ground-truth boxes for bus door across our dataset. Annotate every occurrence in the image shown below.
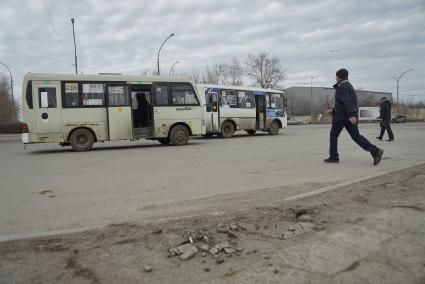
[33,81,62,141]
[255,92,266,129]
[106,84,133,140]
[206,91,220,132]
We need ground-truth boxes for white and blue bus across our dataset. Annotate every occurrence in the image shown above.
[197,84,287,138]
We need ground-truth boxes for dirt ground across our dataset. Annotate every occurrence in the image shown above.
[1,164,425,284]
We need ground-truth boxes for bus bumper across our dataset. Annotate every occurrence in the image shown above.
[22,133,29,144]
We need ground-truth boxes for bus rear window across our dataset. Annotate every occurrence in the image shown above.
[26,81,33,109]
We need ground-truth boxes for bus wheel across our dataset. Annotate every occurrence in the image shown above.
[69,128,94,151]
[268,121,280,135]
[246,130,256,136]
[157,138,170,145]
[220,121,235,138]
[170,125,190,146]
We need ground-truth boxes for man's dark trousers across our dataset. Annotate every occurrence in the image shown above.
[330,120,379,160]
[378,120,394,140]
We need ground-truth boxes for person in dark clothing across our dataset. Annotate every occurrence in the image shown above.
[324,68,384,165]
[376,97,394,141]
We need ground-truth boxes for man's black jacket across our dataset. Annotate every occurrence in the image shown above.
[332,80,358,122]
[379,99,392,121]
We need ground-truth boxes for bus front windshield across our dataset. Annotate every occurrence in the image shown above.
[270,93,284,110]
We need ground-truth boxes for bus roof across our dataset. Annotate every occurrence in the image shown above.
[197,84,284,94]
[23,73,193,84]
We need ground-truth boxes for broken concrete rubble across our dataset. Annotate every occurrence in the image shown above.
[144,265,153,273]
[209,247,219,255]
[297,214,313,223]
[168,223,246,261]
[178,244,198,260]
[216,225,230,234]
[224,248,236,254]
[197,244,209,252]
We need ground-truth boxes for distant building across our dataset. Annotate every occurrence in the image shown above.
[284,86,392,117]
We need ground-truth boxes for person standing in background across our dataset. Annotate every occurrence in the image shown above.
[377,97,394,141]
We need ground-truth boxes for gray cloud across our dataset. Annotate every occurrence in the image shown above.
[1,0,424,103]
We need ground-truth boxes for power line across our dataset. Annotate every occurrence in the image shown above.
[40,0,67,56]
[401,88,425,93]
[281,32,425,60]
[11,56,75,70]
[1,50,71,61]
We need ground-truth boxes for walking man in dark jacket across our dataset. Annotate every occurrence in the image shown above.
[324,68,384,165]
[376,97,394,141]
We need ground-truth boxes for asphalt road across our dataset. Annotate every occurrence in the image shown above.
[1,123,424,240]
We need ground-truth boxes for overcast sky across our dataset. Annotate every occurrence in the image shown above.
[1,0,424,103]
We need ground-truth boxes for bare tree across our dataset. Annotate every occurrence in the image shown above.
[0,75,17,122]
[202,64,225,85]
[222,57,244,86]
[245,52,285,89]
[184,68,203,84]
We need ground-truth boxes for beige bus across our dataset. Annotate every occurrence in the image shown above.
[21,73,205,151]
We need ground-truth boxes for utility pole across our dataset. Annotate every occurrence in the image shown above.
[391,68,412,114]
[169,60,179,76]
[310,76,314,121]
[157,33,175,76]
[0,60,15,121]
[71,18,78,74]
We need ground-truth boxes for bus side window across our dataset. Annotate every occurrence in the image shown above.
[206,93,212,112]
[246,91,255,108]
[238,91,255,108]
[154,85,169,105]
[38,88,57,108]
[108,86,129,106]
[271,93,284,109]
[63,82,79,107]
[171,84,199,105]
[220,91,229,108]
[265,93,271,108]
[82,83,105,106]
[227,91,238,108]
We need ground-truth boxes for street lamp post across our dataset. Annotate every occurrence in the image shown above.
[0,60,15,121]
[71,18,78,74]
[310,76,314,119]
[391,68,412,113]
[157,33,175,76]
[169,60,179,76]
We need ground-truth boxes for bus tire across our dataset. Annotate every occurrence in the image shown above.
[246,130,256,136]
[169,125,190,146]
[268,120,280,135]
[220,121,235,138]
[157,138,170,145]
[69,128,95,151]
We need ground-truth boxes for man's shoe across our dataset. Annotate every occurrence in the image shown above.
[387,139,394,141]
[376,137,382,140]
[373,149,384,166]
[324,158,339,163]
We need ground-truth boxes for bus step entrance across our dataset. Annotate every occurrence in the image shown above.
[133,127,153,138]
